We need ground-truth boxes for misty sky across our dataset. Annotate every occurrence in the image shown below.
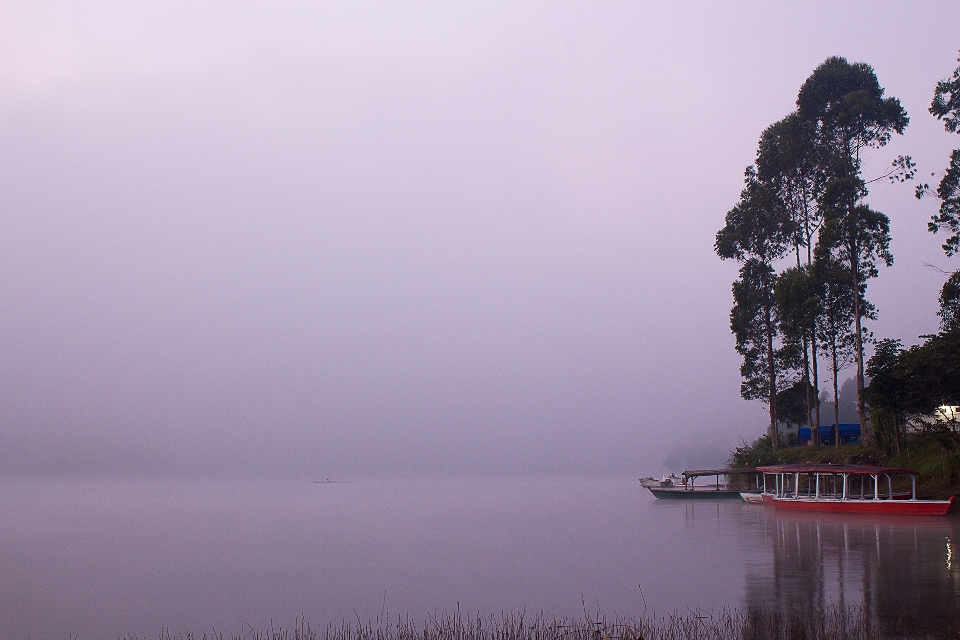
[1,2,958,479]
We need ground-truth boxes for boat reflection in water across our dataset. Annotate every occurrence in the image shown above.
[744,508,960,634]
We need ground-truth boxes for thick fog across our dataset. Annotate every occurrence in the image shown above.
[1,2,957,479]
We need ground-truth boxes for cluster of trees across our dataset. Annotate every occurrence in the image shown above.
[717,55,960,451]
[865,332,960,453]
[716,56,910,450]
[865,55,960,452]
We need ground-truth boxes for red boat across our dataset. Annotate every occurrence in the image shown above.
[755,464,955,516]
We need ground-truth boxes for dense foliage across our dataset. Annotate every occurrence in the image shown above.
[921,54,960,259]
[865,329,960,439]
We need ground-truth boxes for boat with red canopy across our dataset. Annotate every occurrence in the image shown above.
[756,464,955,516]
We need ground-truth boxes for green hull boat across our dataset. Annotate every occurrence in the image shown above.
[641,468,763,500]
[647,487,753,499]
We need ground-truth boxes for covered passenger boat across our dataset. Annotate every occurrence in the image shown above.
[756,464,955,516]
[643,468,761,499]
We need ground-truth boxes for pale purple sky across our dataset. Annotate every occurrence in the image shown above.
[1,1,958,478]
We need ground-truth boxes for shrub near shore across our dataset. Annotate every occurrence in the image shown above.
[729,431,960,499]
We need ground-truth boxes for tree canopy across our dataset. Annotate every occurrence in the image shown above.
[917,54,960,330]
[718,56,906,447]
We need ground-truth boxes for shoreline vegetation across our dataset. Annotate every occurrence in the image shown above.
[135,607,960,640]
[729,431,960,500]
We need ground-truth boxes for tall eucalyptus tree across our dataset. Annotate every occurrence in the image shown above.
[797,57,908,434]
[817,185,893,435]
[756,113,825,266]
[729,260,796,450]
[812,255,860,448]
[717,168,795,448]
[757,114,825,439]
[774,265,820,441]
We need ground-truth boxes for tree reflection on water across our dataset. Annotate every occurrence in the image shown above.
[744,509,960,634]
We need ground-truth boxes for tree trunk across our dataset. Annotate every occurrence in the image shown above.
[765,303,779,450]
[811,332,821,443]
[832,344,840,446]
[797,249,817,447]
[808,232,821,440]
[803,333,817,447]
[892,406,902,454]
[851,263,867,445]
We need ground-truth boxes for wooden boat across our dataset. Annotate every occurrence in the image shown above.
[642,468,761,500]
[756,464,955,516]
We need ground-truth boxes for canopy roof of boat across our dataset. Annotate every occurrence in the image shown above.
[756,463,916,475]
[681,468,761,478]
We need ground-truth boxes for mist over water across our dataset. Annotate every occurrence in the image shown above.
[1,3,959,480]
[3,478,957,639]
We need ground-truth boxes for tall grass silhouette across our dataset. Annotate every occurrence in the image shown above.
[136,605,960,640]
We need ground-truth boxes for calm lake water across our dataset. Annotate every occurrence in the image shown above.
[2,477,958,639]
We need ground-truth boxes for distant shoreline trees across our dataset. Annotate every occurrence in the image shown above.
[717,57,908,450]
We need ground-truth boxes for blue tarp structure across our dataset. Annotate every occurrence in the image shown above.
[799,424,861,445]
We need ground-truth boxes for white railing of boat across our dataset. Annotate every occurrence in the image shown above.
[762,471,916,501]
